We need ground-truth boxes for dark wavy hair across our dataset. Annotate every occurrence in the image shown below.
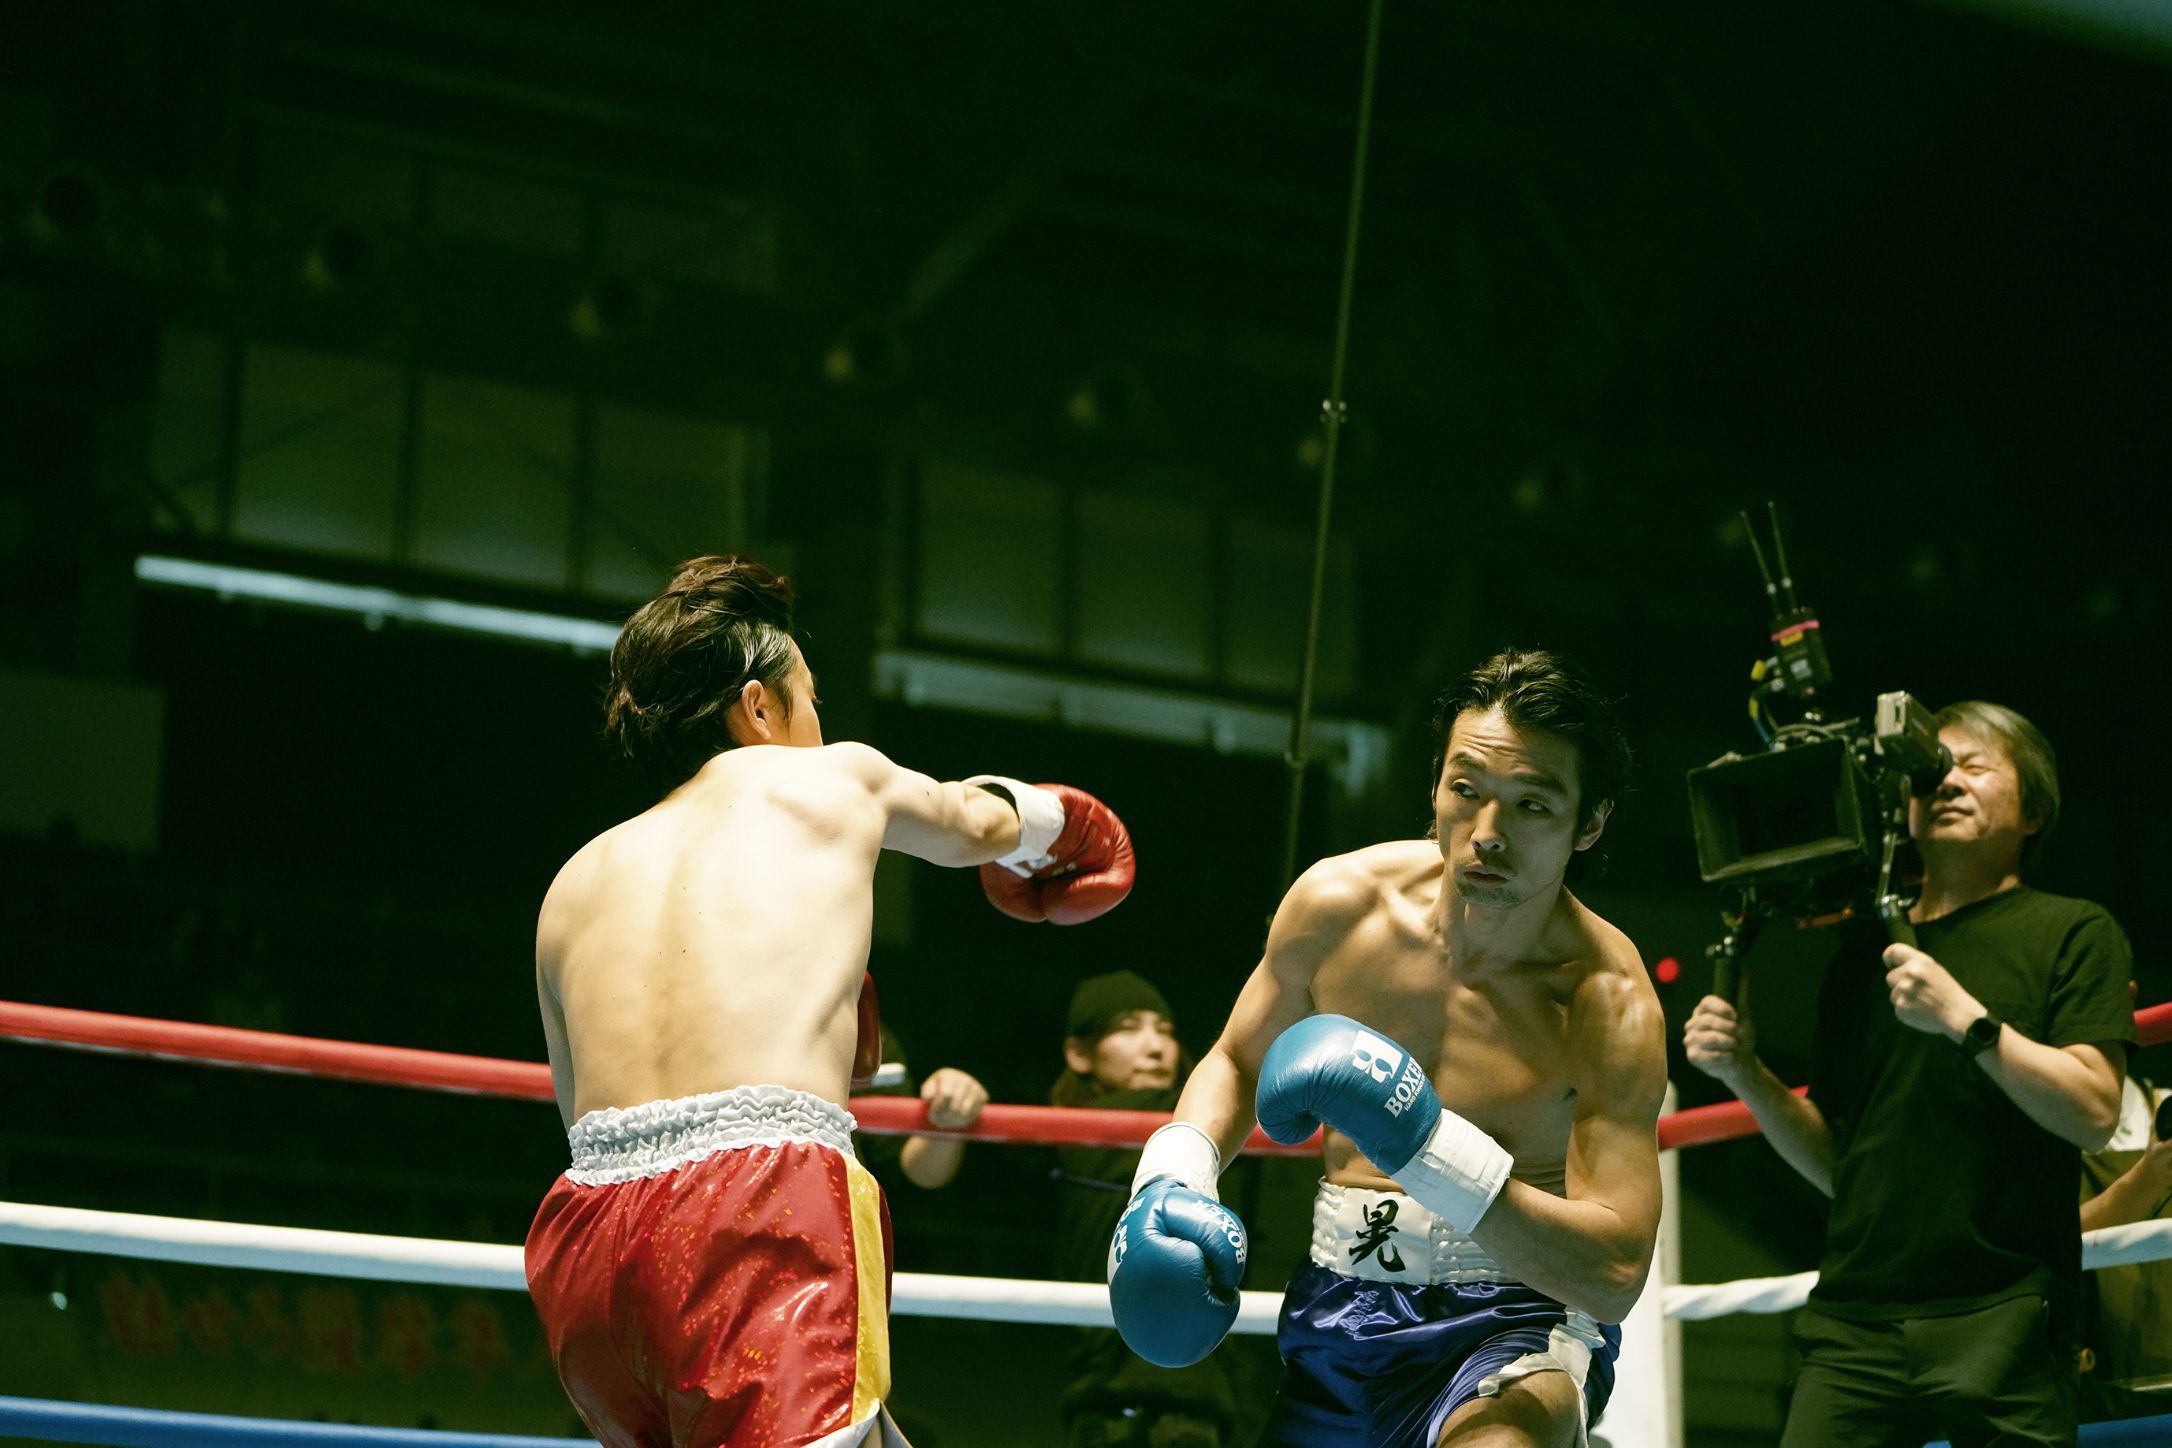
[1428,648,1632,835]
[604,555,799,791]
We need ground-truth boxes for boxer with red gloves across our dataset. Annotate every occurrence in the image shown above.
[526,554,1133,1448]
[1109,649,1664,1448]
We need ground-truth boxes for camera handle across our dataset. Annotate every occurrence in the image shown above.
[1873,777,1919,949]
[1707,896,1764,1006]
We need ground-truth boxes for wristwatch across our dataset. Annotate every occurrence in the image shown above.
[1959,1010,2004,1059]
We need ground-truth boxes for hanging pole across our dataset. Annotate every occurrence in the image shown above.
[1280,0,1387,891]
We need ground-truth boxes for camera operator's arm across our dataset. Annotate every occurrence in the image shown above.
[1684,989,1834,1195]
[1884,943,2123,1150]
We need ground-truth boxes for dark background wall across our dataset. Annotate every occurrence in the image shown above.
[3,2,2169,1443]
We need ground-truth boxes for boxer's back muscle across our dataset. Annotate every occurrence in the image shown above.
[538,745,885,1118]
[1309,841,1616,1197]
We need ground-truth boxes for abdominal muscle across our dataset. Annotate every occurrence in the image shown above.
[542,755,885,1119]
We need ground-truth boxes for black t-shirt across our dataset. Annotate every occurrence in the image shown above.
[1050,1084,1183,1284]
[1808,886,2136,1318]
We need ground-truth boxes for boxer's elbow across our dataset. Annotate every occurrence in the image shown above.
[1561,1215,1655,1323]
[1577,1252,1650,1325]
[1563,1267,1642,1328]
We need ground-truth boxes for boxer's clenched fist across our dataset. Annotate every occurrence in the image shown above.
[977,783,1136,925]
[1108,1179,1246,1367]
[1257,1014,1511,1233]
[1684,994,1758,1087]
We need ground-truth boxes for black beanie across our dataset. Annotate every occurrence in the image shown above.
[1065,970,1173,1038]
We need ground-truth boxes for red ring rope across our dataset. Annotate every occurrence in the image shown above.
[0,1000,553,1099]
[4,998,2165,1155]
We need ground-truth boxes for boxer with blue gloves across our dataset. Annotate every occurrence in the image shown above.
[1110,650,1666,1447]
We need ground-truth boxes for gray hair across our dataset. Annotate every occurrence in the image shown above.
[1933,700,2060,861]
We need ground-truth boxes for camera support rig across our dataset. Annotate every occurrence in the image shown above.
[1689,505,1953,1003]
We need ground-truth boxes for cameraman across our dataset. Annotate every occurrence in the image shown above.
[1685,700,2135,1447]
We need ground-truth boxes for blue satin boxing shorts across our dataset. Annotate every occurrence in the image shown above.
[1257,1183,1621,1448]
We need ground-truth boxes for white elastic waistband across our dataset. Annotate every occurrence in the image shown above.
[565,1085,856,1185]
[1311,1180,1514,1285]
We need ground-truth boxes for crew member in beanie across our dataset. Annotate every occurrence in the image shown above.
[1050,971,1239,1448]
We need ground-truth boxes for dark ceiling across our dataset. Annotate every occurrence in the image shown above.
[7,0,2169,901]
[14,1,2170,521]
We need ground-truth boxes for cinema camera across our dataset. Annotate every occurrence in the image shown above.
[1686,505,1953,1001]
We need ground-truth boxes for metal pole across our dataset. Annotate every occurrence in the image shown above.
[1280,0,1387,890]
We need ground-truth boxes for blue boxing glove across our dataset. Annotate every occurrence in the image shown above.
[1106,1124,1245,1368]
[1256,1013,1513,1232]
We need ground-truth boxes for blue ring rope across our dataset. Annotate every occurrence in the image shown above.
[0,1397,595,1448]
[1930,1415,2172,1448]
[10,1392,2168,1447]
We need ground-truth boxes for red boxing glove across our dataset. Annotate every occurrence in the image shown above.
[979,784,1136,925]
[851,972,882,1087]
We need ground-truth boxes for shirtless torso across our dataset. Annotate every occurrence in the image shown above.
[1303,839,1649,1204]
[534,740,1026,1127]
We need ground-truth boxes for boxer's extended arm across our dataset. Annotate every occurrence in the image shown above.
[1166,864,1354,1177]
[825,742,1022,866]
[1467,972,1667,1324]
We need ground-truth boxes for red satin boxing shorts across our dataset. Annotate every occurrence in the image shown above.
[526,1086,903,1448]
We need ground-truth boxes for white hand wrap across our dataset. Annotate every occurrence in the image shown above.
[1130,1122,1223,1201]
[964,775,1065,877]
[1390,1109,1514,1233]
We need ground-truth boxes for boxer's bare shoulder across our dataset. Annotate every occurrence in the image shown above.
[539,744,886,940]
[1272,840,1441,952]
[1551,896,1665,1086]
[1562,903,1668,1087]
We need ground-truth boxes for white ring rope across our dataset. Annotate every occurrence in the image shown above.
[0,1199,1283,1334]
[6,1198,2165,1327]
[1663,1217,2172,1321]
[1664,1269,1818,1322]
